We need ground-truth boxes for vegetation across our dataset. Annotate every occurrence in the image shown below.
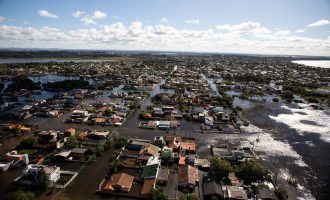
[150,187,168,200]
[43,80,89,90]
[32,169,49,192]
[114,137,128,149]
[274,187,289,200]
[234,159,268,184]
[65,135,79,148]
[180,193,198,200]
[6,76,40,92]
[272,98,279,102]
[20,136,37,149]
[7,190,35,200]
[107,160,124,175]
[208,156,233,182]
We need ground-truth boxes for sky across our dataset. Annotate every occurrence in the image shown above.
[0,0,329,56]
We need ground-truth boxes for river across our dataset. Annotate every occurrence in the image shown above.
[291,60,330,68]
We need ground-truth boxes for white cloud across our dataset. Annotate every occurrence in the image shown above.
[185,19,199,24]
[296,29,305,33]
[74,10,106,26]
[0,16,6,23]
[160,18,169,23]
[72,10,85,18]
[37,10,59,19]
[0,21,329,56]
[307,19,330,27]
[81,16,96,25]
[92,10,107,19]
[274,30,291,36]
[216,21,272,36]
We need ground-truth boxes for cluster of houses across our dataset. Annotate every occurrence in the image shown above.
[66,101,132,127]
[97,134,207,199]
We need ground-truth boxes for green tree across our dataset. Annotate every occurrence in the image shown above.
[8,190,35,200]
[107,160,124,175]
[235,159,268,184]
[114,137,127,149]
[208,156,233,182]
[274,187,288,200]
[32,169,49,192]
[65,135,79,148]
[21,136,37,149]
[150,187,168,200]
[181,193,198,200]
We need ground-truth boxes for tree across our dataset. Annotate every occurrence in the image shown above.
[8,190,35,200]
[107,160,124,175]
[275,187,288,200]
[235,159,268,184]
[208,156,233,182]
[115,137,127,149]
[21,136,37,149]
[32,169,48,192]
[65,135,79,148]
[181,193,198,200]
[150,187,168,200]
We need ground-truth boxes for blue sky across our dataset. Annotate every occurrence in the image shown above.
[0,0,329,55]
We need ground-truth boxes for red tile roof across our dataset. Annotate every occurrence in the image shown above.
[103,173,134,193]
[178,165,198,186]
[140,179,155,195]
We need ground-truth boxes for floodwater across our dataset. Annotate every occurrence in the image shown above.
[292,60,330,68]
[1,70,329,199]
[242,103,330,200]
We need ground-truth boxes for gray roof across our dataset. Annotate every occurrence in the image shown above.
[157,167,169,181]
[203,181,224,196]
[71,148,87,154]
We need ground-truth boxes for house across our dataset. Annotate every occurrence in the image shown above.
[64,128,75,136]
[165,135,181,151]
[153,136,165,147]
[195,159,210,169]
[103,173,134,193]
[180,142,196,154]
[178,165,199,191]
[71,148,87,160]
[54,150,72,160]
[156,167,169,185]
[222,186,248,200]
[77,131,88,141]
[141,179,156,195]
[141,164,159,179]
[228,173,240,186]
[93,117,106,125]
[89,130,110,139]
[17,164,61,185]
[157,121,170,130]
[38,130,59,144]
[139,144,160,157]
[257,189,278,200]
[203,181,224,200]
[179,156,186,165]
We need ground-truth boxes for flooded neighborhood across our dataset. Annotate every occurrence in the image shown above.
[0,52,329,200]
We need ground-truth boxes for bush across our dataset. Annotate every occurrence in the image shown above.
[272,98,279,102]
[275,187,288,200]
[115,137,128,149]
[8,190,35,200]
[21,136,37,149]
[235,159,268,184]
[208,156,233,182]
[150,187,168,200]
